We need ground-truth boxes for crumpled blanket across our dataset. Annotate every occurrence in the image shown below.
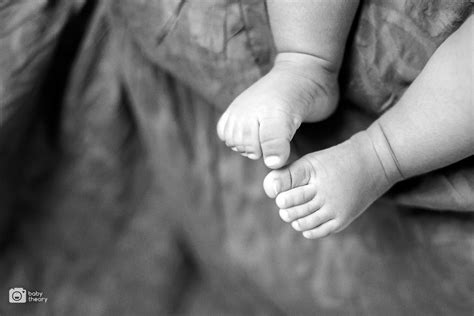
[114,0,473,211]
[0,0,473,315]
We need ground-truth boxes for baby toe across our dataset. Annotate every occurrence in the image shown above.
[263,158,312,198]
[224,120,236,147]
[260,138,290,169]
[243,145,261,160]
[279,198,323,223]
[234,144,246,153]
[275,184,316,209]
[302,220,338,239]
[216,111,229,141]
[241,121,262,159]
[246,151,260,160]
[291,209,333,232]
[263,170,287,198]
[259,116,300,169]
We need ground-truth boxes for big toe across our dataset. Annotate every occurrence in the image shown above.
[259,116,300,169]
[263,157,313,198]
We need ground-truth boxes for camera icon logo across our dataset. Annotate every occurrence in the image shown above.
[9,287,27,303]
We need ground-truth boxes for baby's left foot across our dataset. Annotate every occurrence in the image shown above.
[263,131,397,239]
[217,53,339,169]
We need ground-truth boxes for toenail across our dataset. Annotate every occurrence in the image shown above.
[273,181,280,196]
[279,209,289,221]
[265,156,281,168]
[302,231,312,238]
[247,153,258,160]
[231,147,238,152]
[291,221,300,231]
[276,195,285,207]
[241,153,249,157]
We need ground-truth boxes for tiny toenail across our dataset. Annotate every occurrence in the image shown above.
[302,231,311,238]
[231,147,238,152]
[241,153,249,157]
[247,153,258,160]
[276,195,285,207]
[273,181,280,196]
[265,156,281,168]
[280,209,289,221]
[291,221,300,230]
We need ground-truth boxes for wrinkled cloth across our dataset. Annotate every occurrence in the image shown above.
[0,0,473,315]
[112,0,473,211]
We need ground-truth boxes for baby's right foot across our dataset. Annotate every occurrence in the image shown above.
[217,53,339,169]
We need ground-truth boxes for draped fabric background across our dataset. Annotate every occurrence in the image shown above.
[0,0,473,315]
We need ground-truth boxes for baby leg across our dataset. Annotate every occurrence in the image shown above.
[264,16,473,238]
[217,1,359,168]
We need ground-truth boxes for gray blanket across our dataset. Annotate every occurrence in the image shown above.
[0,0,473,315]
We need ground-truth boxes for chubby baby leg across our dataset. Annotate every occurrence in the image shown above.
[217,1,359,168]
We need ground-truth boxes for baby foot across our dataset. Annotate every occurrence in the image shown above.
[263,131,399,239]
[217,52,339,169]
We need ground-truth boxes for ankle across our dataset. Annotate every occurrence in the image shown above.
[366,123,405,184]
[348,131,400,195]
[272,52,340,121]
[273,52,339,78]
[354,125,405,188]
